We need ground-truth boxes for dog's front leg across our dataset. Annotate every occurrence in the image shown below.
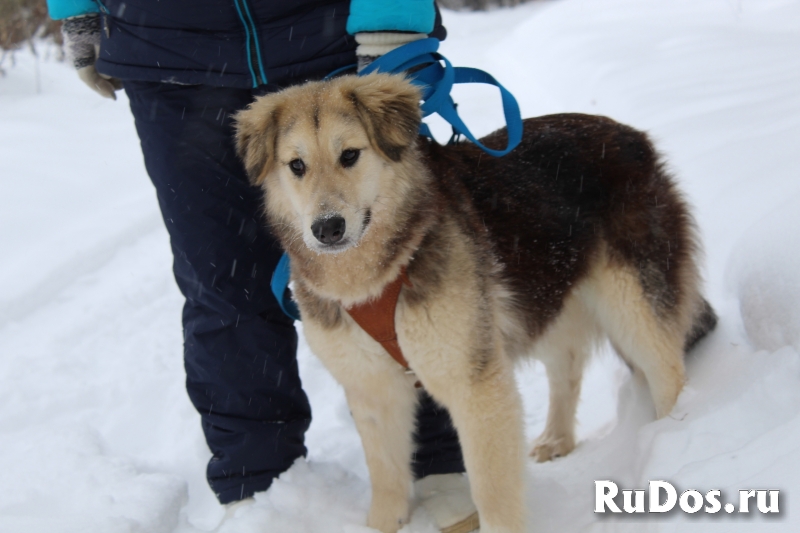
[303,319,418,533]
[413,353,526,533]
[344,375,418,533]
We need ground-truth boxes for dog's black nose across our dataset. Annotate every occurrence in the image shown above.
[311,216,346,244]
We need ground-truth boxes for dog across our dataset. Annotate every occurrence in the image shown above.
[233,73,717,533]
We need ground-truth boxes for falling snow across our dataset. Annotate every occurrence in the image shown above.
[2,0,800,532]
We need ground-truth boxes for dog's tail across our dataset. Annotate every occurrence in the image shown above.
[684,297,718,352]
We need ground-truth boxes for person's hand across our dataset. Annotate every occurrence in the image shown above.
[62,14,123,100]
[355,32,427,72]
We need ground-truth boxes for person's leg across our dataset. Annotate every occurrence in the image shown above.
[124,80,311,503]
[412,390,465,479]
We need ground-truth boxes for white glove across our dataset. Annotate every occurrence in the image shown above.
[62,14,123,100]
[355,32,427,72]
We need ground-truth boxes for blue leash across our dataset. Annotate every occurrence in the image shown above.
[272,38,523,321]
[361,38,523,156]
[270,252,300,320]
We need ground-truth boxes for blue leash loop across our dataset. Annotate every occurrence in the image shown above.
[272,38,523,321]
[360,38,523,156]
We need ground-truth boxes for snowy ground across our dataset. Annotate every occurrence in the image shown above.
[2,0,800,531]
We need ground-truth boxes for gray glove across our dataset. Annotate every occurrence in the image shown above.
[62,14,122,100]
[355,32,427,72]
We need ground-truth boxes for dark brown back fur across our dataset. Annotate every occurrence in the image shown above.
[422,114,703,339]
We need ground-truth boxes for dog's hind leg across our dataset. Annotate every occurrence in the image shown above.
[587,265,686,419]
[531,348,590,462]
[530,295,596,462]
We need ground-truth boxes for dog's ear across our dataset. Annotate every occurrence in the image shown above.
[234,96,282,186]
[345,74,422,162]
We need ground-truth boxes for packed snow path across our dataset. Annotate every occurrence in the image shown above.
[1,0,799,531]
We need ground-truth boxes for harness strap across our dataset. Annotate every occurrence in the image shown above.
[344,268,413,370]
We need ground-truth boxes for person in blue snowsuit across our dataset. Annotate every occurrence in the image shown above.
[46,1,477,529]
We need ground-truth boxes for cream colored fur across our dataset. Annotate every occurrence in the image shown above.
[527,247,698,462]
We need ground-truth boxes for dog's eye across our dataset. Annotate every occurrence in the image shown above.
[340,149,360,168]
[289,159,305,177]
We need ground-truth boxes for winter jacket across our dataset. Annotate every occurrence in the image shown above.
[46,0,446,88]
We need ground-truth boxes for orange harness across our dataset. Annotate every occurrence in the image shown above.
[344,268,420,385]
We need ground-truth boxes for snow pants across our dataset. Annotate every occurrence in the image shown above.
[123,80,465,504]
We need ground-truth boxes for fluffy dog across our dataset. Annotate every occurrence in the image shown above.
[234,74,716,533]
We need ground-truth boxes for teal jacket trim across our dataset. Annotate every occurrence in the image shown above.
[47,0,100,20]
[346,0,435,35]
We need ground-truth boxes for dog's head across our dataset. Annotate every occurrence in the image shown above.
[234,74,423,255]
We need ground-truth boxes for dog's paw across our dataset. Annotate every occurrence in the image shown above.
[367,496,410,533]
[366,513,407,533]
[530,433,575,462]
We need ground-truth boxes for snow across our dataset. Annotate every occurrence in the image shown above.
[1,0,799,531]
